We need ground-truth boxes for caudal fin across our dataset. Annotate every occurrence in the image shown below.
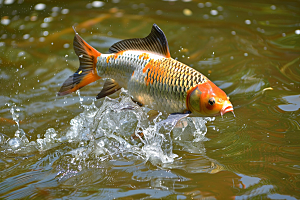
[58,27,101,96]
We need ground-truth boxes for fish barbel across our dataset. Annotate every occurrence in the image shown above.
[58,24,233,119]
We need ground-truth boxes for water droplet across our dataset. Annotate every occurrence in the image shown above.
[244,53,248,56]
[39,37,45,42]
[210,10,218,15]
[205,2,212,7]
[44,17,53,22]
[34,3,46,11]
[1,17,10,25]
[107,31,112,36]
[245,19,251,25]
[43,31,49,36]
[295,29,300,35]
[156,10,163,15]
[132,4,138,9]
[270,5,276,10]
[198,3,204,8]
[183,9,192,16]
[231,31,236,35]
[19,24,25,30]
[23,34,30,39]
[30,16,37,21]
[86,3,92,9]
[92,1,104,8]
[52,7,60,12]
[4,0,14,5]
[1,34,7,39]
[217,6,223,11]
[63,43,70,48]
[61,9,69,14]
[18,51,25,57]
[40,23,48,28]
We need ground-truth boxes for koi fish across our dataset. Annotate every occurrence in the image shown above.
[58,24,233,122]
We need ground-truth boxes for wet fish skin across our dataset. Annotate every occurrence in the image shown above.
[58,24,233,117]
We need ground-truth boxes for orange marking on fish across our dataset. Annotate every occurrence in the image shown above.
[66,73,101,95]
[144,53,150,60]
[143,59,154,73]
[106,55,114,63]
[132,71,134,76]
[114,51,124,59]
[153,63,159,75]
[139,53,150,60]
[146,77,151,86]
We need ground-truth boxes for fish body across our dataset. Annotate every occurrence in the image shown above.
[97,51,206,114]
[58,24,233,117]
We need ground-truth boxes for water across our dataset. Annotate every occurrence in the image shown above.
[1,0,300,199]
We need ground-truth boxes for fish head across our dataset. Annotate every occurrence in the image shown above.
[187,80,234,117]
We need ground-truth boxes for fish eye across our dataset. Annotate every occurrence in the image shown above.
[208,97,215,106]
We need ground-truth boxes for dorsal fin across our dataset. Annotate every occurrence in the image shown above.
[109,24,171,58]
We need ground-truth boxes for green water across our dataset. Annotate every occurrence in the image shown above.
[0,0,300,199]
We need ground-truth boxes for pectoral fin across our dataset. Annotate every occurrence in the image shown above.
[96,79,121,99]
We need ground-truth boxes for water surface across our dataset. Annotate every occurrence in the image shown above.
[0,0,300,199]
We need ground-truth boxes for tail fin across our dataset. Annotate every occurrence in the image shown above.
[57,27,101,96]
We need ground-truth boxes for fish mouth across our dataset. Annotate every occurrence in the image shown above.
[220,101,234,116]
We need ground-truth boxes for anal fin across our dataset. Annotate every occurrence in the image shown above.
[96,79,121,99]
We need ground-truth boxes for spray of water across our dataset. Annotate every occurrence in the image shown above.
[2,90,214,170]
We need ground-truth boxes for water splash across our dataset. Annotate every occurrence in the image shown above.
[2,90,213,168]
[3,103,30,150]
[8,103,20,129]
[60,90,214,166]
[76,90,84,107]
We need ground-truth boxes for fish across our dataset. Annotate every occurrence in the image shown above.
[58,24,234,122]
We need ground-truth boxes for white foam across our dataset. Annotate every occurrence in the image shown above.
[2,90,213,167]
